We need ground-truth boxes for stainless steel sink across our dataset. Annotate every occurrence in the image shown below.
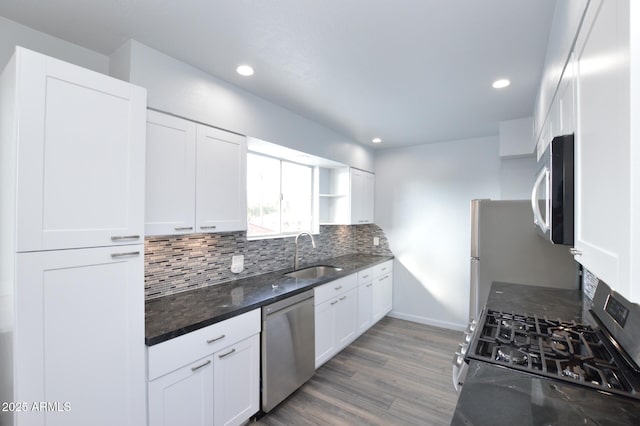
[285,265,343,279]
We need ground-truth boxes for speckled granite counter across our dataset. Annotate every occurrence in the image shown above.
[451,282,640,425]
[145,253,393,346]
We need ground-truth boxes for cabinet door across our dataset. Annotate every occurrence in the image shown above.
[213,335,260,426]
[148,356,214,426]
[146,110,197,236]
[558,54,576,136]
[335,288,358,349]
[196,125,247,233]
[574,0,631,295]
[314,299,336,368]
[357,283,373,335]
[350,169,364,224]
[15,246,145,426]
[372,271,393,323]
[380,272,394,316]
[350,168,375,224]
[362,171,375,223]
[15,48,146,252]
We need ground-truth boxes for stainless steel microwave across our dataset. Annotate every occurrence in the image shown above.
[531,133,574,245]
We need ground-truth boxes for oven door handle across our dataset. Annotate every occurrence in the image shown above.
[452,352,466,393]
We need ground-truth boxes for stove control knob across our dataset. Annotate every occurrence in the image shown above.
[458,343,468,355]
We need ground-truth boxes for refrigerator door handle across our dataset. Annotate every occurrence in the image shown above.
[470,258,480,320]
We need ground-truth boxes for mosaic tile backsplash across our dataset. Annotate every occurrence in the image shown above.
[145,224,393,299]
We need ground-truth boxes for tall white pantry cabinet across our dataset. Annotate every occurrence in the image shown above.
[0,47,147,426]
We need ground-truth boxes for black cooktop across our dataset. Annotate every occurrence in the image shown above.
[467,309,640,399]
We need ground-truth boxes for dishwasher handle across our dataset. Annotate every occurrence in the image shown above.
[262,289,314,319]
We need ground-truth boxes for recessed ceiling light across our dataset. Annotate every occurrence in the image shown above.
[372,138,382,144]
[236,65,254,76]
[492,79,510,89]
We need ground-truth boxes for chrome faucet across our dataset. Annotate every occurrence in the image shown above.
[294,232,316,270]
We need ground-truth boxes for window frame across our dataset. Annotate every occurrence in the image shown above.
[246,151,319,240]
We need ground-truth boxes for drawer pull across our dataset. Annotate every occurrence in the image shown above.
[330,300,338,306]
[339,296,346,301]
[361,275,369,279]
[111,251,140,258]
[381,267,387,271]
[366,283,372,288]
[174,226,194,231]
[191,360,211,372]
[207,334,225,344]
[111,235,140,241]
[218,348,236,359]
[200,225,217,230]
[334,285,343,290]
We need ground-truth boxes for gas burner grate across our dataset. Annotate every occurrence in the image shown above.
[467,309,638,398]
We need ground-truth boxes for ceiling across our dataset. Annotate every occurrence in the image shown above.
[0,0,556,149]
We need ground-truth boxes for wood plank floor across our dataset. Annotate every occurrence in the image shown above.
[255,317,463,426]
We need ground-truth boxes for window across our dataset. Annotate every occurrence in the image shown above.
[247,152,316,238]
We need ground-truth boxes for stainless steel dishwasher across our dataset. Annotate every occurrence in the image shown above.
[261,289,315,412]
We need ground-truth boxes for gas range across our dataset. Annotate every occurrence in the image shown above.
[466,309,640,398]
[454,281,640,401]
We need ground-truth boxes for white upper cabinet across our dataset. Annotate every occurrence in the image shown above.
[574,0,632,297]
[11,48,146,251]
[533,0,589,142]
[196,125,247,233]
[145,111,197,235]
[145,111,247,236]
[350,168,374,224]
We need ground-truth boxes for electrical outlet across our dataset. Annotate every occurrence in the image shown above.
[373,237,380,246]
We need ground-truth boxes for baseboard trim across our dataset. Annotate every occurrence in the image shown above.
[387,311,467,332]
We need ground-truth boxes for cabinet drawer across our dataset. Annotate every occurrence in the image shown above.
[148,308,260,380]
[357,268,373,285]
[373,260,393,278]
[314,274,358,306]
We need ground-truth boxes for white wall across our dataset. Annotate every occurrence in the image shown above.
[500,156,538,199]
[375,136,501,330]
[111,40,374,171]
[0,16,108,73]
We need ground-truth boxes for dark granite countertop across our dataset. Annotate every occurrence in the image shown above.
[145,253,393,346]
[451,281,640,425]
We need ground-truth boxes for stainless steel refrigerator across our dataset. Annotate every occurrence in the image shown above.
[469,199,578,319]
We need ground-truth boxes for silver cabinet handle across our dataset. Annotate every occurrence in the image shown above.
[381,267,387,271]
[200,225,217,230]
[361,275,369,279]
[339,296,346,301]
[191,359,211,372]
[330,300,338,305]
[111,251,140,258]
[334,285,343,290]
[174,226,194,231]
[218,348,236,359]
[207,334,225,344]
[378,275,389,282]
[366,283,372,288]
[111,235,140,241]
[569,248,583,256]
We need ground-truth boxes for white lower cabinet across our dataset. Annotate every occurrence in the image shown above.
[315,262,394,368]
[356,267,374,334]
[213,335,260,426]
[147,310,260,426]
[148,355,214,426]
[314,275,359,368]
[372,271,393,323]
